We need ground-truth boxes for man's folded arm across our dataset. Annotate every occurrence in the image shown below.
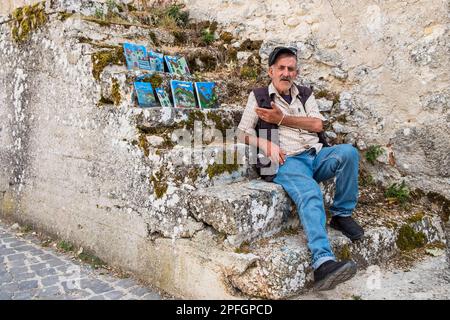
[279,116,323,132]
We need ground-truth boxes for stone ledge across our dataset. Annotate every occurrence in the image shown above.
[188,180,297,247]
[146,143,259,188]
[228,214,446,299]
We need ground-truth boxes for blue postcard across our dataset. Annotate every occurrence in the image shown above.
[123,43,150,70]
[148,50,164,72]
[155,87,172,107]
[134,82,157,107]
[195,82,219,109]
[164,55,190,76]
[170,80,196,108]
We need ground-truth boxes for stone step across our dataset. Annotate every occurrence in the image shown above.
[128,106,245,165]
[162,211,446,299]
[188,180,297,247]
[228,213,446,299]
[187,179,337,247]
[131,104,243,135]
[145,143,259,189]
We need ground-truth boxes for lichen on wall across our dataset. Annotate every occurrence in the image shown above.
[9,1,47,43]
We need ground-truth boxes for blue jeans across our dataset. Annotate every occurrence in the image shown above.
[273,144,359,269]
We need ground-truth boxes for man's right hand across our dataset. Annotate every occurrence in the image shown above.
[261,140,286,165]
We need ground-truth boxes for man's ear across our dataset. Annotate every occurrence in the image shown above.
[268,66,274,78]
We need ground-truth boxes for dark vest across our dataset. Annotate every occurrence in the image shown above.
[253,84,329,182]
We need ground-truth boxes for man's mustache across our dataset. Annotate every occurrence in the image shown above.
[280,77,292,81]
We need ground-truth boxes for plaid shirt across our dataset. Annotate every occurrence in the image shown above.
[238,82,326,156]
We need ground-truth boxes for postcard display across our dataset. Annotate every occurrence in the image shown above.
[123,43,219,109]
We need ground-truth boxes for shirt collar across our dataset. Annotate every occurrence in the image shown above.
[268,82,299,99]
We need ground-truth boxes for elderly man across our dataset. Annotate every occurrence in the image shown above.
[237,46,364,291]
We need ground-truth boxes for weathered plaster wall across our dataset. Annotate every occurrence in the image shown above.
[0,3,263,298]
[184,0,450,197]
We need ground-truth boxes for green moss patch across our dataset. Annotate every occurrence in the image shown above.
[140,73,163,88]
[188,167,200,183]
[138,134,150,157]
[57,240,74,252]
[240,65,259,80]
[336,244,352,260]
[10,2,47,43]
[220,31,234,44]
[206,151,239,179]
[78,251,107,269]
[91,47,125,80]
[396,225,427,251]
[111,78,121,105]
[407,212,424,224]
[234,241,251,254]
[150,170,168,199]
[58,12,74,21]
[239,39,263,51]
[315,89,340,105]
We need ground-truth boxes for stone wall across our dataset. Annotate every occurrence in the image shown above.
[184,0,450,197]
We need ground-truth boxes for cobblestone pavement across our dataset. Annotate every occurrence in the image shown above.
[0,222,163,300]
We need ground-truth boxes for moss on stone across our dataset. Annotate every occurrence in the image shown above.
[138,134,150,157]
[10,2,47,43]
[137,110,233,150]
[220,31,234,44]
[407,212,425,224]
[1,192,16,215]
[91,47,125,80]
[58,12,74,21]
[315,89,340,105]
[226,46,238,62]
[239,39,263,51]
[234,241,251,254]
[206,151,239,179]
[206,111,233,134]
[98,95,114,106]
[396,225,427,251]
[149,31,159,46]
[57,240,74,252]
[207,163,239,179]
[185,110,207,129]
[172,30,188,45]
[140,73,163,88]
[425,241,447,250]
[137,126,176,149]
[111,78,121,106]
[188,167,200,183]
[150,170,168,199]
[336,244,352,260]
[240,65,259,80]
[12,7,23,20]
[78,251,107,269]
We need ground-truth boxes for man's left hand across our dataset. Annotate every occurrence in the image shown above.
[255,102,284,124]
